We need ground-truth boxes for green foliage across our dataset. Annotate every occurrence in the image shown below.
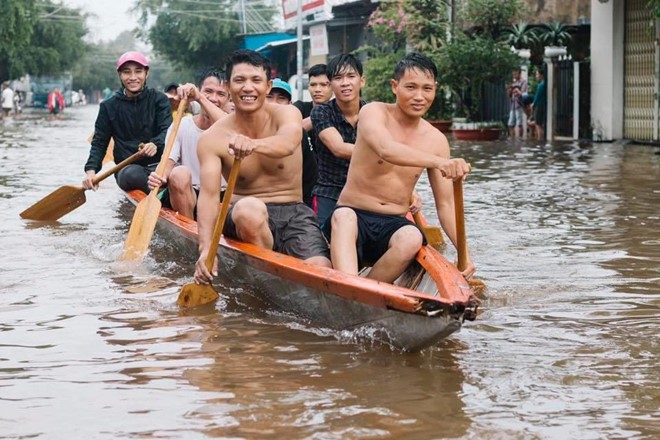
[24,2,88,77]
[360,47,406,103]
[134,0,276,71]
[538,22,573,47]
[461,0,522,39]
[436,34,520,120]
[0,0,36,80]
[0,0,87,81]
[404,0,449,51]
[648,0,660,18]
[71,31,182,93]
[505,21,539,49]
[366,1,408,51]
[364,0,450,116]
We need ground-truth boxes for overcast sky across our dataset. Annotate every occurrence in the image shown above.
[63,0,138,42]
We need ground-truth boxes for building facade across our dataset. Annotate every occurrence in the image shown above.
[591,0,658,142]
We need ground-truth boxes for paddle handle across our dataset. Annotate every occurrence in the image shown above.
[453,180,468,272]
[91,147,143,185]
[204,158,242,270]
[152,96,189,191]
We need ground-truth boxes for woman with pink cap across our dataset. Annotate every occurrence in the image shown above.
[82,51,172,194]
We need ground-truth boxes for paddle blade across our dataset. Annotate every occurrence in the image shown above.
[20,185,86,221]
[422,226,445,250]
[120,193,162,261]
[469,278,487,297]
[177,282,219,308]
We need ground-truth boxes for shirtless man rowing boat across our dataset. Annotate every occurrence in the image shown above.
[326,52,475,283]
[194,50,331,285]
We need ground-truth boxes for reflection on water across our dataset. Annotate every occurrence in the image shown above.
[1,107,658,439]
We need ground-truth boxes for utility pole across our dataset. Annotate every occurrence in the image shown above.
[296,0,303,99]
[240,0,247,34]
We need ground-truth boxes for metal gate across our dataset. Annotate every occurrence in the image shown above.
[624,0,658,141]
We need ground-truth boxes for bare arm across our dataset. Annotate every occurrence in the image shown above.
[302,116,313,132]
[317,126,354,159]
[195,130,225,278]
[178,83,227,123]
[230,104,302,159]
[429,168,475,278]
[359,103,469,178]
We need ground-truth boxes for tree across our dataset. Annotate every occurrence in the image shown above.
[437,34,520,120]
[461,0,523,39]
[24,1,88,77]
[134,0,277,71]
[0,0,87,81]
[0,0,37,81]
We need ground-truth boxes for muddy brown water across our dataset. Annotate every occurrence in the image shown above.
[1,106,658,439]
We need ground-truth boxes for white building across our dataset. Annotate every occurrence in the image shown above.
[591,0,658,141]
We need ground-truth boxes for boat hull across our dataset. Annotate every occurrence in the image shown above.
[126,191,476,351]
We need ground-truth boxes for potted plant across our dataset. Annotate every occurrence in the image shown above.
[425,85,456,134]
[424,0,523,140]
[435,34,519,139]
[362,0,450,111]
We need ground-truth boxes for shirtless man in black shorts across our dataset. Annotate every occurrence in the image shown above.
[326,52,475,283]
[193,50,331,285]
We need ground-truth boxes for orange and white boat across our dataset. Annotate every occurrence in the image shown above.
[125,190,479,351]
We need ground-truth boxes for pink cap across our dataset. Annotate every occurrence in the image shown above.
[116,51,149,70]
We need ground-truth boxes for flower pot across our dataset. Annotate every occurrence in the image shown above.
[429,120,452,133]
[452,128,503,141]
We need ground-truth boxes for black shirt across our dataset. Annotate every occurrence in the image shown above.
[85,87,172,172]
[310,98,366,200]
[293,101,318,203]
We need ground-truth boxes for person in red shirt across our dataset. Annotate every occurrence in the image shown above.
[47,87,65,120]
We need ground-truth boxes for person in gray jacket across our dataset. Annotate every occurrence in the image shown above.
[82,51,172,193]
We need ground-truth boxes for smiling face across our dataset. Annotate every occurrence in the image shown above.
[229,63,271,113]
[117,62,149,97]
[330,66,364,104]
[200,76,228,110]
[391,67,436,118]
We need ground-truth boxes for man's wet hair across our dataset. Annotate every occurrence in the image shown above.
[196,68,226,88]
[326,54,363,78]
[308,63,328,78]
[393,52,438,81]
[226,49,272,81]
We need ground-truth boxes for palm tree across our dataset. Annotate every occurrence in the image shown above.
[505,22,540,49]
[539,22,573,47]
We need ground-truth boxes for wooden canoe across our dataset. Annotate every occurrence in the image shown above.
[124,190,479,351]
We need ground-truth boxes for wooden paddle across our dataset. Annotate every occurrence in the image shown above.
[20,149,143,221]
[120,96,189,261]
[410,193,445,249]
[87,133,115,165]
[177,158,242,308]
[453,179,487,294]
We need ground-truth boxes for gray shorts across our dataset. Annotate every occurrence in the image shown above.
[224,201,330,260]
[508,108,525,127]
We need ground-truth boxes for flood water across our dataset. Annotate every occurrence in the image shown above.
[1,106,658,439]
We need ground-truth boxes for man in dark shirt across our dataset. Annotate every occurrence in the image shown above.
[311,54,365,227]
[293,64,333,208]
[82,51,172,194]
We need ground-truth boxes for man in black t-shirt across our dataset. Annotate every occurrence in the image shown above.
[292,64,333,208]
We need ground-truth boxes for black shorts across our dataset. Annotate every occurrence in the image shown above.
[533,105,546,126]
[323,206,426,267]
[224,201,329,260]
